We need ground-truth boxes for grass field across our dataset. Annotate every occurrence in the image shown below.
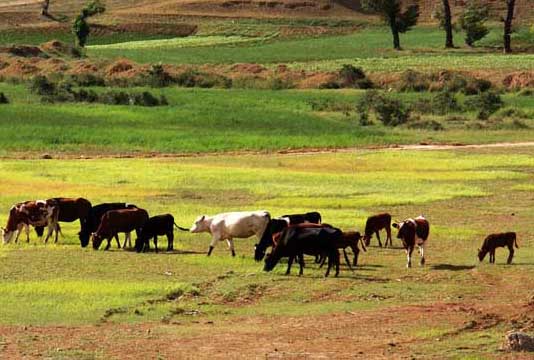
[0,83,533,157]
[87,26,534,72]
[0,147,533,358]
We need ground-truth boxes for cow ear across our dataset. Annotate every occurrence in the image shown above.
[392,223,399,229]
[200,215,205,221]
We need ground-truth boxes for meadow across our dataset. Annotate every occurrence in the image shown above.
[0,83,533,157]
[0,146,533,358]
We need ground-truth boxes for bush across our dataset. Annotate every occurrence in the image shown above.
[406,119,445,131]
[309,98,353,113]
[431,91,461,114]
[100,91,132,105]
[132,91,160,107]
[68,73,105,87]
[518,88,533,97]
[339,65,373,89]
[175,70,231,88]
[141,63,173,88]
[267,77,294,90]
[494,108,529,119]
[358,90,411,127]
[0,92,9,104]
[458,1,489,46]
[399,70,430,92]
[465,91,503,119]
[29,75,56,95]
[438,71,491,94]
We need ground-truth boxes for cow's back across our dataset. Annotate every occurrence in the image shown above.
[214,211,270,236]
[100,208,148,234]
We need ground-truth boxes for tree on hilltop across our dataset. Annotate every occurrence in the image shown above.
[361,0,420,50]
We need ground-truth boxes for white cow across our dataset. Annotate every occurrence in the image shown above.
[190,211,271,256]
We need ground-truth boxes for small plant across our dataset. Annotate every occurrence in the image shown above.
[357,90,410,127]
[458,1,489,47]
[406,118,445,131]
[68,73,105,87]
[431,91,461,115]
[132,91,160,107]
[72,0,106,48]
[29,75,56,95]
[398,70,430,92]
[0,92,9,104]
[465,91,503,119]
[339,65,373,89]
[143,63,173,88]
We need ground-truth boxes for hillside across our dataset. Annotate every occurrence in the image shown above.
[0,0,532,31]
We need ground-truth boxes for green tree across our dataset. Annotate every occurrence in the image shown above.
[503,0,516,53]
[362,0,419,50]
[72,0,106,48]
[458,1,489,47]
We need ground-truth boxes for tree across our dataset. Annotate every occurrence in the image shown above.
[458,2,489,47]
[361,0,420,50]
[503,0,516,53]
[441,0,454,48]
[41,0,50,16]
[72,0,106,48]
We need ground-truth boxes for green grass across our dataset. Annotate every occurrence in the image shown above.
[0,147,532,358]
[87,26,534,72]
[0,84,532,157]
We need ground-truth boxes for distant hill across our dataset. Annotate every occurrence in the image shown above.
[0,0,531,30]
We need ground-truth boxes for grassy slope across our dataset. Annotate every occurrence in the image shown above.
[0,84,532,156]
[0,148,532,358]
[87,26,534,72]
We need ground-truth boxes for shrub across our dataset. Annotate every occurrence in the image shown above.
[175,70,231,88]
[141,63,173,88]
[132,91,160,107]
[68,73,105,87]
[465,91,503,120]
[318,81,341,89]
[100,91,131,105]
[0,92,9,104]
[309,98,353,113]
[358,90,410,127]
[267,77,294,90]
[29,75,56,95]
[494,108,529,119]
[458,1,489,46]
[438,72,491,94]
[398,70,430,92]
[431,91,461,114]
[518,88,533,96]
[339,64,373,89]
[406,118,445,131]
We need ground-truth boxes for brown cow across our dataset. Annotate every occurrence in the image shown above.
[393,215,430,268]
[319,231,366,269]
[2,200,59,244]
[35,198,92,244]
[478,232,518,264]
[92,208,149,250]
[363,213,392,247]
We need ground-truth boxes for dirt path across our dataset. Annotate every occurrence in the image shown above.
[9,141,534,161]
[0,0,41,9]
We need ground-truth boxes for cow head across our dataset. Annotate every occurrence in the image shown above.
[91,232,103,250]
[263,252,279,272]
[2,227,14,244]
[254,244,266,262]
[477,248,488,262]
[392,221,409,240]
[190,215,208,233]
[79,231,90,248]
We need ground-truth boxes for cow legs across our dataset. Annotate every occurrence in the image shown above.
[105,238,112,251]
[406,247,413,268]
[167,231,174,251]
[44,222,55,244]
[376,231,382,247]
[385,226,392,247]
[419,243,426,266]
[154,236,158,253]
[122,232,132,249]
[351,245,359,267]
[286,255,295,275]
[507,245,514,264]
[226,238,236,257]
[490,250,496,264]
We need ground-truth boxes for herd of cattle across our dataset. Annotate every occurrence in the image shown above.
[1,198,519,276]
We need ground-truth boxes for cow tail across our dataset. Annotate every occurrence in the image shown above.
[174,223,190,232]
[514,234,519,248]
[360,236,367,252]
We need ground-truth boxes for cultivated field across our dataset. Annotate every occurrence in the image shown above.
[0,147,533,358]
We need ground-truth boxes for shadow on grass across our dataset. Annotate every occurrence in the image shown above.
[431,264,476,271]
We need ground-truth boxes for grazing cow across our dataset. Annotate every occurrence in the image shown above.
[264,226,341,277]
[281,211,322,225]
[190,211,271,257]
[392,215,430,268]
[363,213,392,247]
[319,231,366,269]
[35,197,92,245]
[79,203,137,248]
[478,232,518,264]
[92,208,149,250]
[2,200,58,244]
[135,214,184,253]
[254,222,331,261]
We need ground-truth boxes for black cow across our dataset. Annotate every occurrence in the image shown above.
[264,226,341,277]
[79,203,137,247]
[478,232,518,264]
[393,216,430,268]
[92,208,149,250]
[135,214,181,253]
[281,211,322,225]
